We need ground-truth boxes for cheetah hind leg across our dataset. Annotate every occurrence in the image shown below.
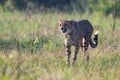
[83,49,89,62]
[80,38,85,51]
[83,40,90,62]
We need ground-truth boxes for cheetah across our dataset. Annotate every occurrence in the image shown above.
[58,20,98,66]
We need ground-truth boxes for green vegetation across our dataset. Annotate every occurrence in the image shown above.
[0,11,120,80]
[0,0,120,80]
[0,0,120,16]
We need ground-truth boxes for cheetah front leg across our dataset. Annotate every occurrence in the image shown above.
[66,46,71,66]
[73,45,80,65]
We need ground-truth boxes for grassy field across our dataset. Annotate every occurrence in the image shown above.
[0,11,120,80]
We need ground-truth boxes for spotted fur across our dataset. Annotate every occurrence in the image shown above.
[58,20,99,66]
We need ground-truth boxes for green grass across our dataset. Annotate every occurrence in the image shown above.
[0,50,120,80]
[0,11,120,80]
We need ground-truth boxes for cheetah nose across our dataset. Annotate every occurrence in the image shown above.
[61,28,64,30]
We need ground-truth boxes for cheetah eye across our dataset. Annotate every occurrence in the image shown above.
[59,24,62,26]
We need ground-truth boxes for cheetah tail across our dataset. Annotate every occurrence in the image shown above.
[90,31,99,48]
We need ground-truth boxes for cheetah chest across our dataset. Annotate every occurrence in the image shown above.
[64,35,80,46]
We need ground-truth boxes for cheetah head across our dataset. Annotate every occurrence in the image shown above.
[58,20,75,35]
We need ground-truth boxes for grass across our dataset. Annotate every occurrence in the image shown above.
[0,50,120,80]
[0,11,120,80]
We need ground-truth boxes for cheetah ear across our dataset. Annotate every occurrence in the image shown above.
[58,20,64,26]
[58,20,61,26]
[58,20,64,24]
[58,20,62,24]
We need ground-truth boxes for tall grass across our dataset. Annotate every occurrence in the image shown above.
[0,11,120,80]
